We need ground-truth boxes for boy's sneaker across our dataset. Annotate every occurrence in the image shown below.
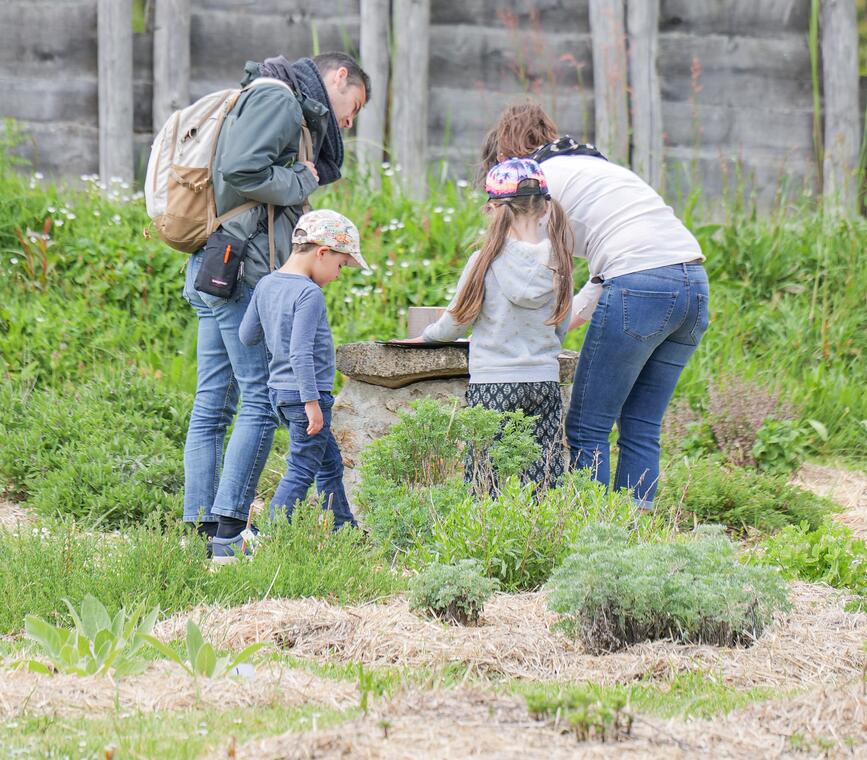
[210,528,258,564]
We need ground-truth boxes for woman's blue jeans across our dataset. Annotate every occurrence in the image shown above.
[270,390,357,529]
[182,252,276,524]
[565,262,710,505]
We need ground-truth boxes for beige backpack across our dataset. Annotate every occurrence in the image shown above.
[144,77,313,260]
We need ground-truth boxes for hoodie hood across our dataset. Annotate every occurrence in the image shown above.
[490,238,556,309]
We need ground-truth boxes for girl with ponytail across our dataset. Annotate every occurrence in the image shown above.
[415,158,574,487]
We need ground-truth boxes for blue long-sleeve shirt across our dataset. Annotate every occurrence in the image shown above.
[239,273,335,401]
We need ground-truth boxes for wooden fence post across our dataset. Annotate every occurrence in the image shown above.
[152,0,191,131]
[389,0,429,199]
[98,0,133,182]
[627,0,662,187]
[589,0,629,164]
[357,0,390,188]
[821,0,860,214]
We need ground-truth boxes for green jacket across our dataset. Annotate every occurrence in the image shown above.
[212,70,329,286]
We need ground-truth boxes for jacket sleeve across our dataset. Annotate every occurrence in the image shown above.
[422,253,479,343]
[219,86,319,207]
[288,287,325,402]
[239,289,264,346]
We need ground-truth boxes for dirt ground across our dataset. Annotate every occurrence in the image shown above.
[0,498,33,531]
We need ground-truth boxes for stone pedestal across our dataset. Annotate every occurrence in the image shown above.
[332,343,579,503]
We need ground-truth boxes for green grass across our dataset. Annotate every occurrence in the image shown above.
[0,702,356,760]
[0,506,402,635]
[511,670,782,721]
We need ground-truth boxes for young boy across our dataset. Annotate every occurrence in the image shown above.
[219,209,368,557]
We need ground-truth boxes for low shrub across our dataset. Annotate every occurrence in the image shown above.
[655,458,833,535]
[415,470,670,591]
[408,560,499,625]
[751,521,867,609]
[0,372,188,526]
[546,525,790,653]
[358,398,539,493]
[357,474,469,553]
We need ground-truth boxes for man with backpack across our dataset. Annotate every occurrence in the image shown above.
[180,52,370,553]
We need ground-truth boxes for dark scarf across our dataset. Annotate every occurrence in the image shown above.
[532,136,607,164]
[259,56,344,185]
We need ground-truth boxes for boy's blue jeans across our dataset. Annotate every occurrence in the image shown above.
[565,262,710,505]
[182,252,276,524]
[270,390,357,529]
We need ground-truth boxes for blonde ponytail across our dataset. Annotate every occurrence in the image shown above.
[545,198,574,325]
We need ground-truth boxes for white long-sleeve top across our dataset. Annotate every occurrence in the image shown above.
[540,155,704,320]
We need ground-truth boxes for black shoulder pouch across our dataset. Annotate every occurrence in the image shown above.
[194,231,250,299]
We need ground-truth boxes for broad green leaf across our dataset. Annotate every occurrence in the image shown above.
[185,620,205,665]
[138,605,160,638]
[24,616,63,657]
[25,660,55,675]
[62,598,85,636]
[112,657,147,679]
[139,634,192,675]
[226,642,267,673]
[194,642,217,678]
[81,595,112,639]
[807,419,829,441]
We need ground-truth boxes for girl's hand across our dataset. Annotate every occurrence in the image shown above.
[304,400,323,435]
[390,337,426,344]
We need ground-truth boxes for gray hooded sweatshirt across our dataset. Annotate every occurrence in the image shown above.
[422,238,569,384]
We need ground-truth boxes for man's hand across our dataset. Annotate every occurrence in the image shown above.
[304,400,323,435]
[302,161,319,182]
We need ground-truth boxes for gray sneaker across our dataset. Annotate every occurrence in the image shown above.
[210,529,256,564]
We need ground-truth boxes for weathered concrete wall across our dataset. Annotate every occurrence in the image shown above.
[1,0,855,207]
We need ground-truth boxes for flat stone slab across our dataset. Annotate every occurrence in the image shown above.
[337,342,579,388]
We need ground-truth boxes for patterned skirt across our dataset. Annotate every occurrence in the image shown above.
[465,380,565,489]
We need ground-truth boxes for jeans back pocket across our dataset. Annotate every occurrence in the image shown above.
[622,288,678,341]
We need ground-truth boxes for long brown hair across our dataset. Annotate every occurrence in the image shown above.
[449,179,574,326]
[480,103,559,174]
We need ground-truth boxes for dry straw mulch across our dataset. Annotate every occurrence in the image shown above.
[0,661,356,719]
[794,463,867,538]
[155,582,865,692]
[238,681,867,760]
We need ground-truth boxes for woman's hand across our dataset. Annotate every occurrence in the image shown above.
[390,336,426,344]
[568,313,588,331]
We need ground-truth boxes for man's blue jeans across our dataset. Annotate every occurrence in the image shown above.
[565,262,710,505]
[182,252,276,524]
[270,390,357,529]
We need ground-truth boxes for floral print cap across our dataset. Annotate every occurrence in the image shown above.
[485,157,550,200]
[292,209,370,270]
